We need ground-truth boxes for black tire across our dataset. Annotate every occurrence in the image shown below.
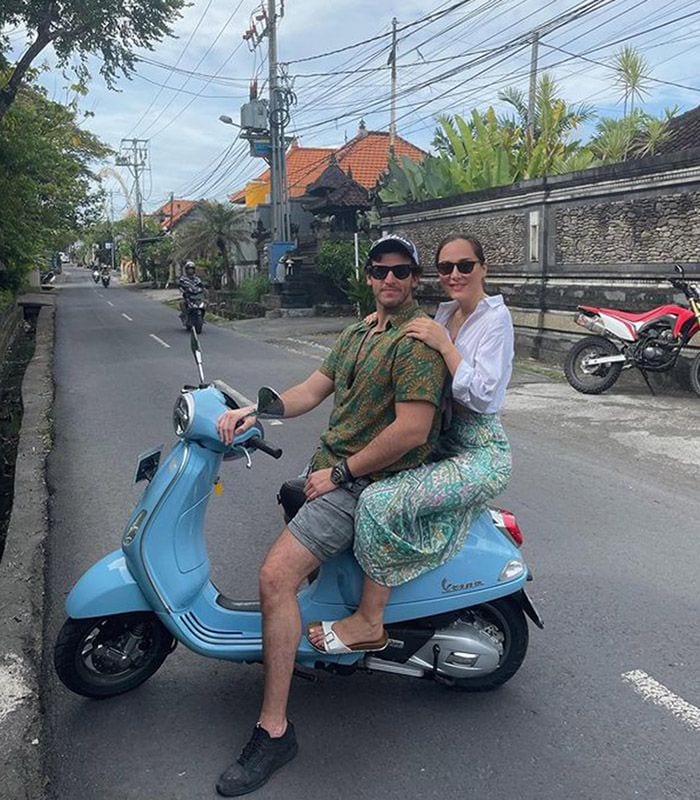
[54,612,174,698]
[450,596,529,692]
[564,335,623,394]
[193,311,203,334]
[688,352,700,396]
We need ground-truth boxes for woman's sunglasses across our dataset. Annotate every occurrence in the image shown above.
[436,259,480,276]
[367,263,415,280]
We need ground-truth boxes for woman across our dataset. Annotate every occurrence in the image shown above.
[308,233,514,654]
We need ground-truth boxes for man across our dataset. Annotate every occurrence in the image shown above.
[178,260,204,311]
[214,234,447,797]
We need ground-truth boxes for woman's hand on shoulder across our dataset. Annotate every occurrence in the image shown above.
[404,317,451,354]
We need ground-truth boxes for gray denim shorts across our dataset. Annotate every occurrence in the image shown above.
[287,478,370,562]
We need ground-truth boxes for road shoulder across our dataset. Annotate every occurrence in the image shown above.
[0,305,54,800]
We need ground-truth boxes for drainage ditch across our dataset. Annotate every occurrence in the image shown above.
[0,317,37,561]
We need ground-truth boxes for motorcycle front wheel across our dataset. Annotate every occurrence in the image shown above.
[193,310,203,334]
[689,353,700,396]
[450,596,529,692]
[54,612,175,698]
[564,335,623,394]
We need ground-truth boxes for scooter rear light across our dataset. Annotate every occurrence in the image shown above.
[498,509,523,547]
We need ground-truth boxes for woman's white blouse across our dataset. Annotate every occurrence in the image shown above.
[434,295,514,414]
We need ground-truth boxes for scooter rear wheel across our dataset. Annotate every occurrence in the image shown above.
[564,335,623,394]
[450,596,529,692]
[54,612,175,698]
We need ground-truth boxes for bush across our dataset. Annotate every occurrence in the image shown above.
[317,238,374,315]
[237,274,270,302]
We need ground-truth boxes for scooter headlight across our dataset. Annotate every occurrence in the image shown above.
[173,393,194,437]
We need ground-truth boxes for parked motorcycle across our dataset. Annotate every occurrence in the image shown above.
[40,269,56,286]
[100,268,111,288]
[565,265,700,395]
[53,332,541,700]
[179,284,207,334]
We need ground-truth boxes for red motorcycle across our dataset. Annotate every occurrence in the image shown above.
[564,265,700,395]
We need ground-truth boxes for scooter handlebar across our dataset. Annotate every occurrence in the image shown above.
[246,436,283,459]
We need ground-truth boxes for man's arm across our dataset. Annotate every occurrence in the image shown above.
[303,399,436,500]
[279,370,334,417]
[216,369,333,444]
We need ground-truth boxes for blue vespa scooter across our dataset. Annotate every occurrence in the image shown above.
[54,332,542,699]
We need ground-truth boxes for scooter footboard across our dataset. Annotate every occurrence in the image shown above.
[65,549,151,618]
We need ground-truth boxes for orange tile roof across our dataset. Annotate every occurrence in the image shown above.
[151,198,196,231]
[229,131,426,204]
[334,131,426,192]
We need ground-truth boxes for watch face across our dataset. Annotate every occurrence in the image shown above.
[330,464,343,485]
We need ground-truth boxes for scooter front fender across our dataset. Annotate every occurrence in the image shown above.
[65,549,151,618]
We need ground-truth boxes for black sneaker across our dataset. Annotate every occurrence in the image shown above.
[216,722,298,797]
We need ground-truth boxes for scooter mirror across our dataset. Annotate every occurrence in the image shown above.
[674,263,685,277]
[256,386,285,418]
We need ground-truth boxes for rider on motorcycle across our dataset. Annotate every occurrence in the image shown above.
[178,261,204,313]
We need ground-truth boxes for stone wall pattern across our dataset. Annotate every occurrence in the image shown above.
[393,212,527,269]
[556,191,700,264]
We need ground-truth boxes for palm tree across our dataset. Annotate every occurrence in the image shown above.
[614,46,651,117]
[173,201,251,289]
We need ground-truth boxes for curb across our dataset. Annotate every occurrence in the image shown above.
[0,305,54,800]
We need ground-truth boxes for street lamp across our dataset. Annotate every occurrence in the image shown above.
[219,115,241,127]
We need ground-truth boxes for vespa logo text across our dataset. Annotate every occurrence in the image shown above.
[441,578,484,593]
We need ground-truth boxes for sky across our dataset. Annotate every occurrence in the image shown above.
[4,0,700,216]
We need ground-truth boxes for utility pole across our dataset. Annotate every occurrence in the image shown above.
[267,0,289,243]
[389,16,398,153]
[116,138,149,278]
[527,31,539,141]
[241,1,293,282]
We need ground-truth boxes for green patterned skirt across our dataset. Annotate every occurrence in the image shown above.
[353,412,511,587]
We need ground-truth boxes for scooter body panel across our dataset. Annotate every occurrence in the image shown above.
[298,509,526,626]
[65,550,150,618]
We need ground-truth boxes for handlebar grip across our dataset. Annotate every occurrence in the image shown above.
[247,436,283,459]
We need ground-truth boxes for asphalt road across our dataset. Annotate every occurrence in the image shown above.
[43,267,699,800]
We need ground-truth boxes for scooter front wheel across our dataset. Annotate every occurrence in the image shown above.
[54,612,175,698]
[450,596,529,692]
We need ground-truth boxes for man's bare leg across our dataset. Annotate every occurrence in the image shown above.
[307,575,390,650]
[257,528,320,736]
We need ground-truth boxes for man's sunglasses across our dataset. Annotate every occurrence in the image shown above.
[367,263,416,280]
[436,259,480,276]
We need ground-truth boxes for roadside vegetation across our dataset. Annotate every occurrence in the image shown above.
[380,47,675,204]
[0,0,185,301]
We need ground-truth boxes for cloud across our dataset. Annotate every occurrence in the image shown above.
[4,0,699,211]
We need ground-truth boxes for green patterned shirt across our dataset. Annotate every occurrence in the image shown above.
[313,302,447,480]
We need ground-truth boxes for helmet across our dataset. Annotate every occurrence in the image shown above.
[184,261,196,273]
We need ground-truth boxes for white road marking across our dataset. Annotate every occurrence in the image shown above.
[121,313,133,321]
[622,670,700,730]
[106,301,114,307]
[269,420,284,426]
[97,292,103,297]
[149,334,171,349]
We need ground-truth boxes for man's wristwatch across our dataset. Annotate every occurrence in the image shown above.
[330,458,354,487]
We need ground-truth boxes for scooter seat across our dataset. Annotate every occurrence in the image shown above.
[278,479,306,523]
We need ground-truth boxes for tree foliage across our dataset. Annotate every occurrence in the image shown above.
[0,0,186,121]
[173,201,252,290]
[382,52,676,206]
[0,73,108,293]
